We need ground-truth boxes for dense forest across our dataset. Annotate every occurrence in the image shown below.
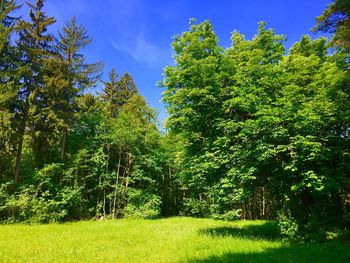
[0,0,349,242]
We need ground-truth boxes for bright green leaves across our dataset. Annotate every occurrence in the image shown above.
[162,20,223,133]
[172,19,222,63]
[162,19,350,239]
[163,20,288,219]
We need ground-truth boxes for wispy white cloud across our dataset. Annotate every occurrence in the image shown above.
[111,35,167,66]
[104,0,170,66]
[43,0,171,67]
[111,41,121,51]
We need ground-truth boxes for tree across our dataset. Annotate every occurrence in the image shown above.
[101,69,138,119]
[162,20,285,219]
[215,22,286,220]
[101,69,138,114]
[0,1,171,223]
[162,19,225,216]
[313,0,350,52]
[101,68,120,117]
[275,35,350,239]
[112,93,162,219]
[99,72,162,218]
[162,20,350,239]
[0,0,18,28]
[13,0,56,183]
[117,72,138,106]
[0,0,20,179]
[158,132,184,216]
[56,16,102,160]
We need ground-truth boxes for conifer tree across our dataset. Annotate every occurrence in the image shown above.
[117,72,138,106]
[101,69,138,118]
[0,0,19,178]
[0,0,18,122]
[101,68,120,117]
[313,0,350,52]
[13,0,56,182]
[56,16,102,159]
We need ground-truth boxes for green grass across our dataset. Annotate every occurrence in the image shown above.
[0,217,348,262]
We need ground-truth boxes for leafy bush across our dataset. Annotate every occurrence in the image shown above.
[211,209,242,221]
[0,185,82,223]
[34,163,65,194]
[124,188,161,219]
[0,163,83,223]
[181,198,210,217]
[277,210,299,240]
[0,185,36,223]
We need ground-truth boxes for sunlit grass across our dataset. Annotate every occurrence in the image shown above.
[0,217,348,262]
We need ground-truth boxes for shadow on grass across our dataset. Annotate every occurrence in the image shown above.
[199,221,280,241]
[192,221,350,263]
[187,243,350,263]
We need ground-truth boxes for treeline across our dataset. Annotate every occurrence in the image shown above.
[1,0,349,242]
[161,16,350,239]
[0,0,180,222]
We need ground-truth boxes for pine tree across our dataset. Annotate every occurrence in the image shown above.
[0,0,20,178]
[101,68,119,117]
[56,16,102,159]
[313,0,350,52]
[0,0,20,114]
[0,0,19,28]
[101,69,138,117]
[101,69,138,118]
[13,0,56,182]
[117,72,138,106]
[0,0,18,121]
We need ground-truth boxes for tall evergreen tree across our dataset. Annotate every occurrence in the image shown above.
[101,68,120,117]
[117,72,138,106]
[101,69,138,118]
[313,0,350,52]
[56,16,102,159]
[13,0,56,182]
[0,0,20,179]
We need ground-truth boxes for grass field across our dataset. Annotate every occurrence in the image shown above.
[0,217,348,263]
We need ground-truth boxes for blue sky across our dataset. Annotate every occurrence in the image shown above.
[38,0,331,124]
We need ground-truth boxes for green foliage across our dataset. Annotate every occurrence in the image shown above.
[124,188,161,219]
[182,198,210,217]
[0,164,83,223]
[277,210,299,240]
[1,0,349,246]
[212,210,242,221]
[313,0,350,51]
[0,0,173,224]
[162,19,350,240]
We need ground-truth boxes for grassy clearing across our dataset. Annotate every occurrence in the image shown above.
[0,217,348,262]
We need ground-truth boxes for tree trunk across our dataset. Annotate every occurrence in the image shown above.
[103,189,106,218]
[109,197,112,216]
[60,126,68,160]
[102,145,109,218]
[112,149,122,219]
[125,152,132,191]
[14,99,29,184]
[262,187,266,219]
[14,134,24,184]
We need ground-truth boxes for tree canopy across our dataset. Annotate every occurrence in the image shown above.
[0,0,349,242]
[313,0,350,52]
[162,19,349,240]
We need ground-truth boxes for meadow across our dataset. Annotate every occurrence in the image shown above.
[0,217,348,263]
